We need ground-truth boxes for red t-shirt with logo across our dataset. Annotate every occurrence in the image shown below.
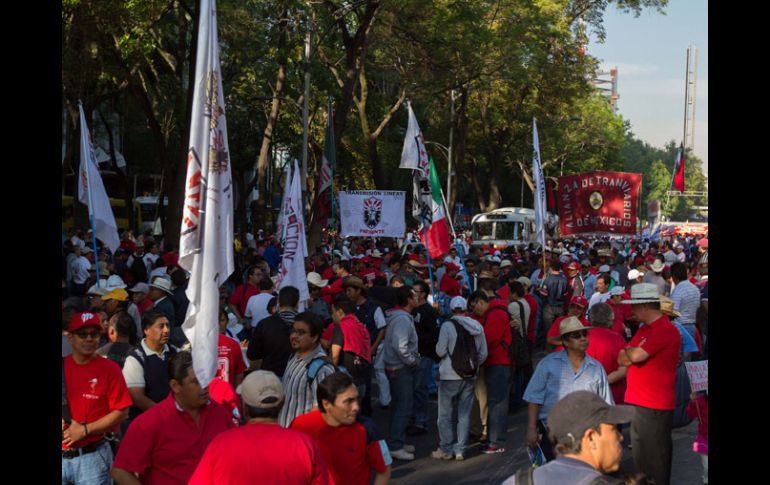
[523,294,538,343]
[63,355,133,450]
[547,315,590,352]
[624,315,681,410]
[217,334,247,385]
[228,283,260,316]
[291,409,389,485]
[609,301,633,337]
[586,327,628,404]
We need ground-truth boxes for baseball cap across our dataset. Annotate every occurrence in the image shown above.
[237,370,285,409]
[569,295,588,308]
[68,312,102,333]
[627,269,643,280]
[609,286,625,297]
[102,288,129,302]
[548,391,635,446]
[450,296,467,311]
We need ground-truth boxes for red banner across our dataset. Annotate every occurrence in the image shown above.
[558,171,642,236]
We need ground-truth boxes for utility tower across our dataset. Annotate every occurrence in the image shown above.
[593,68,619,113]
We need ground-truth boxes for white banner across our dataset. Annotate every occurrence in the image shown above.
[276,160,310,304]
[685,360,708,392]
[178,0,234,388]
[339,191,406,238]
[532,118,546,247]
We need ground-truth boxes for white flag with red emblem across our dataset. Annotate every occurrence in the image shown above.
[276,160,310,305]
[399,103,433,226]
[178,0,234,388]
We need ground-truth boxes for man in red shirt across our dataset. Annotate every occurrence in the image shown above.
[63,312,133,485]
[439,263,462,297]
[617,283,681,485]
[291,372,392,485]
[586,303,627,405]
[112,351,236,484]
[188,370,332,485]
[217,309,246,387]
[546,295,589,352]
[228,264,264,322]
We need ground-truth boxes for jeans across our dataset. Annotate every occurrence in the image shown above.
[437,379,476,455]
[471,367,488,437]
[387,366,415,451]
[373,347,391,406]
[412,356,434,427]
[485,365,511,448]
[61,441,113,485]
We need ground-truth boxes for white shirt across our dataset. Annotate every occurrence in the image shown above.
[587,291,611,313]
[143,253,159,273]
[122,339,171,388]
[70,256,92,284]
[149,266,168,281]
[244,293,274,326]
[71,236,85,250]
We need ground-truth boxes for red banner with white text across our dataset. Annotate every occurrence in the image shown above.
[558,171,642,236]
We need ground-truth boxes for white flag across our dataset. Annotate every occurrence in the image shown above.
[78,103,120,253]
[275,162,292,244]
[276,160,310,305]
[399,103,432,225]
[532,118,546,247]
[178,0,234,388]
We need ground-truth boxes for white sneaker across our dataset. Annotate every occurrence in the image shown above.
[390,448,415,461]
[455,453,465,461]
[404,444,415,453]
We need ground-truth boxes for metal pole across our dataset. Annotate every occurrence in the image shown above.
[690,46,697,153]
[682,46,690,156]
[447,89,455,214]
[301,27,311,200]
[520,166,525,207]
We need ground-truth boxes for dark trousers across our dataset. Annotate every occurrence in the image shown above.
[631,405,674,485]
[537,420,556,461]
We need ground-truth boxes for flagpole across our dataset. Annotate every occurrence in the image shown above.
[329,97,335,256]
[79,101,101,288]
[664,146,680,216]
[438,186,471,292]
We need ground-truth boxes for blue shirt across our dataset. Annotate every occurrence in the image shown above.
[582,273,597,300]
[523,351,613,424]
[502,456,603,485]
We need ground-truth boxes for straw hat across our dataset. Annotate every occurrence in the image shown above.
[619,283,662,305]
[659,296,682,318]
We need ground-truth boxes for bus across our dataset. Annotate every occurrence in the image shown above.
[62,171,141,232]
[471,207,538,249]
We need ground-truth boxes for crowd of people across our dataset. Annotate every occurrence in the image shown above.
[62,226,709,484]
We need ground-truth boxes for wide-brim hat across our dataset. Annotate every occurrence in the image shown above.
[478,270,496,280]
[627,269,644,280]
[407,260,427,269]
[341,275,367,292]
[659,296,682,318]
[598,249,612,257]
[106,275,127,289]
[128,282,150,294]
[620,283,662,305]
[500,260,513,269]
[650,260,665,273]
[559,316,588,337]
[149,276,174,295]
[306,272,328,288]
[102,288,129,302]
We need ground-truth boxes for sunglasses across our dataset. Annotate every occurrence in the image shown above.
[73,330,101,339]
[565,330,588,339]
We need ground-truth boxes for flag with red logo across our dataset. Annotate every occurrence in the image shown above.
[399,102,432,226]
[673,145,685,193]
[557,171,642,236]
[178,0,234,388]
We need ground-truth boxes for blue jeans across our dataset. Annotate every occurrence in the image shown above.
[387,366,415,451]
[61,441,113,485]
[412,356,434,427]
[485,365,511,448]
[437,379,476,455]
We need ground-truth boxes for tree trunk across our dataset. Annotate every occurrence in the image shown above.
[253,12,290,233]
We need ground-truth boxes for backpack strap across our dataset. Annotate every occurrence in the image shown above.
[514,466,534,485]
[306,356,335,387]
[587,475,624,485]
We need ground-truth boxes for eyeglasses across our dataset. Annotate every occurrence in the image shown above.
[73,330,101,339]
[290,328,309,336]
[565,330,588,339]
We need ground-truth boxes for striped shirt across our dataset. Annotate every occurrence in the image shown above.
[523,351,613,425]
[279,345,335,428]
[671,280,701,325]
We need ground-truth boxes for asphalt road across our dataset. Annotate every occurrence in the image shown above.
[369,383,703,484]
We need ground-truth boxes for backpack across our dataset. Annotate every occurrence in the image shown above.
[492,305,531,368]
[306,356,338,387]
[448,319,479,379]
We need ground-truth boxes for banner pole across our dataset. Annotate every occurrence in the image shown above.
[439,186,471,293]
[422,221,436,301]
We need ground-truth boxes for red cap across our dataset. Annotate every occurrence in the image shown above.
[697,238,708,248]
[567,262,580,271]
[569,295,588,308]
[69,312,102,333]
[445,263,460,271]
[645,255,655,263]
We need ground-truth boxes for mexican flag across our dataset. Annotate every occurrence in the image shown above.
[420,157,451,258]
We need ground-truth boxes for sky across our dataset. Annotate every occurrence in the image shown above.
[587,0,708,175]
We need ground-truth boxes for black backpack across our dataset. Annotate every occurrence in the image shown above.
[448,319,479,379]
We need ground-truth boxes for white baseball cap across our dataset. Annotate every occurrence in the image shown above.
[449,296,467,311]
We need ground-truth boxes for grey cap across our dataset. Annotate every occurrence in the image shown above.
[548,391,635,446]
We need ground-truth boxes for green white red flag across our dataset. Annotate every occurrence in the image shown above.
[419,157,451,258]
